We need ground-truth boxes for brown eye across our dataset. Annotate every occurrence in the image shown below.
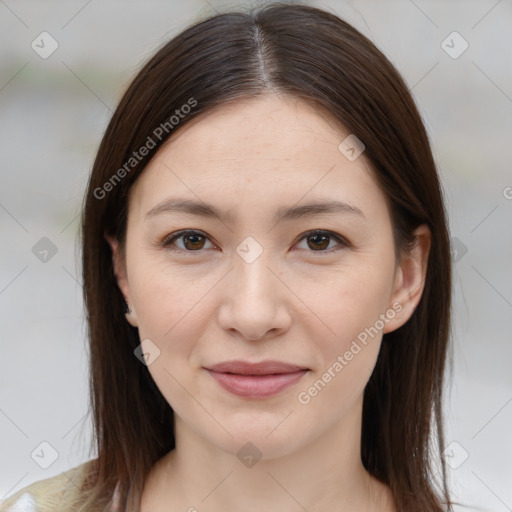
[295,230,349,253]
[162,229,349,255]
[307,233,330,250]
[182,233,206,250]
[162,230,214,252]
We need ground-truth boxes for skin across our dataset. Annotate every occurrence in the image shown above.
[107,94,430,512]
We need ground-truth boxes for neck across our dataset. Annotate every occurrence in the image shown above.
[142,397,396,512]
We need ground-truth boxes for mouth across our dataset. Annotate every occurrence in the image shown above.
[204,360,309,399]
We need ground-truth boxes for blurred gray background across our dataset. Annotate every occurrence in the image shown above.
[0,0,511,510]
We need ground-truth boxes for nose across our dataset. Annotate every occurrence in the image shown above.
[217,252,292,341]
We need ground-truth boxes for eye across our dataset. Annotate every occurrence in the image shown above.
[294,230,349,253]
[162,230,216,252]
[161,229,349,254]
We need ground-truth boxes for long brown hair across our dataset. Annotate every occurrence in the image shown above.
[78,2,453,510]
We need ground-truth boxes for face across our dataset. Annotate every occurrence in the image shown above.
[108,94,429,459]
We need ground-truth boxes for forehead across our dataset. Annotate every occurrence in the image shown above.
[163,94,350,161]
[128,94,387,223]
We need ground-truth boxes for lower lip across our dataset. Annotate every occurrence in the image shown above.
[206,369,308,399]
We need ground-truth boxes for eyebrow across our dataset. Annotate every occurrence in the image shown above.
[145,198,366,224]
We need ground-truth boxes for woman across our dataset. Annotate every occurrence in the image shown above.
[0,2,453,511]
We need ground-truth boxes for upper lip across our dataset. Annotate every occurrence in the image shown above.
[205,360,308,375]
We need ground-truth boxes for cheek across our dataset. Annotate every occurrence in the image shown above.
[299,256,394,401]
[303,257,395,346]
[297,269,392,413]
[312,293,386,403]
[129,256,216,341]
[295,342,379,426]
[130,266,212,413]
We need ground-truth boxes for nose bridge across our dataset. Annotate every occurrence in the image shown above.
[217,237,290,339]
[232,239,278,306]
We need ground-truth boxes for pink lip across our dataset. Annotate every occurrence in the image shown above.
[204,360,309,399]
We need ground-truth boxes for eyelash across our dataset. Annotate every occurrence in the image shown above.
[161,229,350,256]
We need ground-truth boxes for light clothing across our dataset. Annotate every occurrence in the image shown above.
[0,459,121,512]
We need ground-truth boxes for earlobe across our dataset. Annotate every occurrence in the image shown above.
[122,300,139,328]
[383,224,431,334]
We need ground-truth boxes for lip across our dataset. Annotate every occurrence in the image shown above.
[204,360,309,399]
[207,360,308,375]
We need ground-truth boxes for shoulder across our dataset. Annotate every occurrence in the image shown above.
[0,459,96,512]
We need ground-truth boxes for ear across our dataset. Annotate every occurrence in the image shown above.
[105,232,139,327]
[383,224,431,334]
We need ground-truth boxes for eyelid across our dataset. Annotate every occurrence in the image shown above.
[161,229,350,254]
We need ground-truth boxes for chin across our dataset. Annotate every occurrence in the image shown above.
[209,415,308,461]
